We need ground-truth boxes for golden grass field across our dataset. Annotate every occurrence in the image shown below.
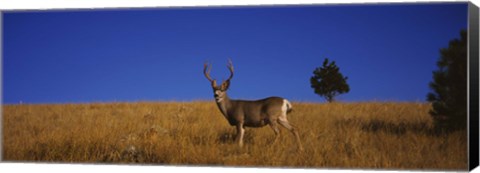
[2,101,467,170]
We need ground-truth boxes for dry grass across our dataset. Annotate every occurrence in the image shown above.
[2,101,467,170]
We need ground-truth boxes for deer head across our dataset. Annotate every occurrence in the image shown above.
[204,60,234,102]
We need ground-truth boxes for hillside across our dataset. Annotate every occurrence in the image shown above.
[2,102,467,170]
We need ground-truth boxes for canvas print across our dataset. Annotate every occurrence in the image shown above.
[2,2,473,171]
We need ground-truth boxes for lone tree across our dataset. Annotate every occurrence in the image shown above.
[427,30,467,132]
[310,58,350,102]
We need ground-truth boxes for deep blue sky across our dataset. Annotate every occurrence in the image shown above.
[3,3,468,104]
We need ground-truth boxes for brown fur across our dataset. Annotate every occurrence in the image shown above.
[204,61,303,150]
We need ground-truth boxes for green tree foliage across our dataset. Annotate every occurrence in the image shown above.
[427,30,467,132]
[310,58,350,102]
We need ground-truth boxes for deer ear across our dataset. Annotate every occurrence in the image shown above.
[211,80,217,87]
[221,80,230,90]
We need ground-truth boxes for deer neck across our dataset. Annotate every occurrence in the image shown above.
[215,93,231,117]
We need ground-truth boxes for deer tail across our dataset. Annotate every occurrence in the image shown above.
[284,99,293,113]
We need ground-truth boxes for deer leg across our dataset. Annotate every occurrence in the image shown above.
[269,121,280,144]
[235,123,245,147]
[278,119,304,151]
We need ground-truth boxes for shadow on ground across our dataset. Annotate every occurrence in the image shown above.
[336,118,436,136]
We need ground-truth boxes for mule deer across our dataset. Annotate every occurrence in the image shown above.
[203,60,303,151]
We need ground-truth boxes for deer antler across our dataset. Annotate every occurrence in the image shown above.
[203,62,214,82]
[226,59,234,81]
